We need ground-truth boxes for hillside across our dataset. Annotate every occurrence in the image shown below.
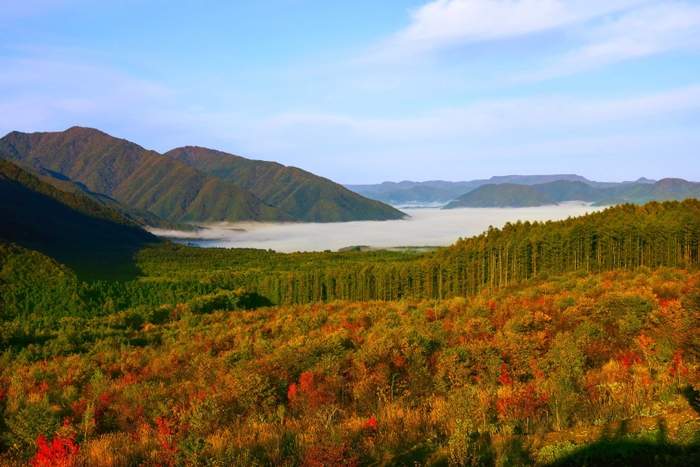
[443,183,557,208]
[602,178,700,205]
[0,127,294,224]
[1,199,700,464]
[7,158,192,230]
[0,158,161,279]
[164,146,405,222]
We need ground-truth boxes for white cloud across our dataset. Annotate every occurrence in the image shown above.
[382,0,700,80]
[397,0,648,49]
[520,2,700,80]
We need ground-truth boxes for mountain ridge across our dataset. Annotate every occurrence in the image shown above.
[164,146,405,222]
[0,127,404,225]
[443,178,700,209]
[346,175,700,208]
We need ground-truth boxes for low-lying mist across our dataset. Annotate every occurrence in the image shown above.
[150,203,604,253]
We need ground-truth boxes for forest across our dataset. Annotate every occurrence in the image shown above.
[1,200,700,466]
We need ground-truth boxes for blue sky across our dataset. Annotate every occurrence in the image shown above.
[1,0,699,183]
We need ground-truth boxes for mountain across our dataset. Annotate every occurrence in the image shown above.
[534,180,608,203]
[0,158,160,279]
[346,175,663,206]
[0,127,295,224]
[367,185,456,206]
[164,146,405,222]
[601,178,700,205]
[443,179,700,209]
[6,158,193,231]
[443,183,556,208]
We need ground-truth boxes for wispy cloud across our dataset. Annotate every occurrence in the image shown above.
[395,0,648,50]
[519,1,700,80]
[373,0,700,80]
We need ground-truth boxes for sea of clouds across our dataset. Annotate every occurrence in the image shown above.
[150,202,604,253]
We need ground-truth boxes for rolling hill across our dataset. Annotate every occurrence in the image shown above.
[443,183,556,208]
[164,146,406,222]
[443,179,700,209]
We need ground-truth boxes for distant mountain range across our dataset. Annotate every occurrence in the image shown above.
[345,175,700,208]
[0,127,405,226]
[443,179,700,209]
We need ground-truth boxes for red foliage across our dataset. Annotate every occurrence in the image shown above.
[288,371,333,409]
[497,384,549,419]
[94,392,116,433]
[30,434,79,467]
[363,417,377,435]
[34,380,50,396]
[636,333,654,351]
[392,353,407,368]
[669,349,689,378]
[60,370,75,388]
[619,351,642,369]
[154,415,180,467]
[342,320,361,334]
[498,363,513,387]
[301,440,360,467]
[425,309,436,322]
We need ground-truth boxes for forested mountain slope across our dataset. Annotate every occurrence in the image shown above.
[351,176,697,207]
[0,158,160,278]
[444,183,557,208]
[2,250,700,465]
[444,179,700,208]
[164,146,406,222]
[6,158,189,230]
[2,199,700,464]
[0,127,293,224]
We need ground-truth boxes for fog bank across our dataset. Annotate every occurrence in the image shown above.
[151,203,604,253]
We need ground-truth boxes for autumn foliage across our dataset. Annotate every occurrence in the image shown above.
[30,435,79,467]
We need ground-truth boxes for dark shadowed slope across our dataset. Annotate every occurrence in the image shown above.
[0,127,294,224]
[0,158,161,280]
[443,183,557,208]
[6,158,193,230]
[164,146,406,222]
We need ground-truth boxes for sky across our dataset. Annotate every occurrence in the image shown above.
[1,0,699,183]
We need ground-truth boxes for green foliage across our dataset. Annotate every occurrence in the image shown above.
[444,183,556,208]
[1,198,700,464]
[0,127,294,223]
[444,179,700,209]
[165,146,405,222]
